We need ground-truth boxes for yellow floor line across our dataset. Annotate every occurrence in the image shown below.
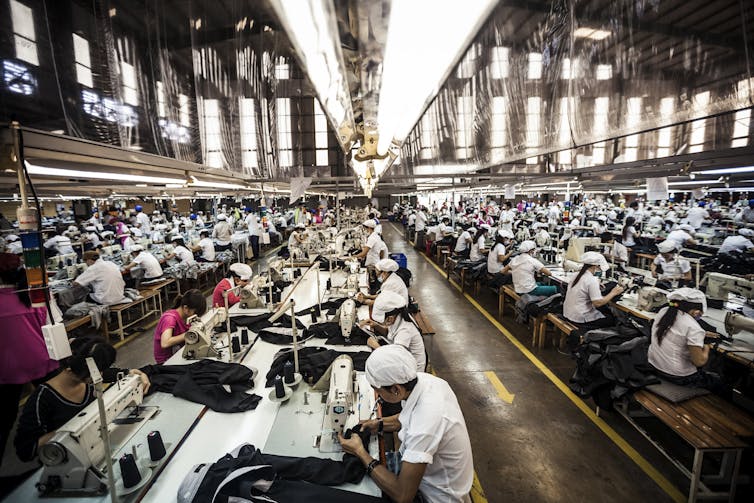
[484,371,515,403]
[415,246,685,503]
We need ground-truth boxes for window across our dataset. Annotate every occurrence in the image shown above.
[558,98,573,164]
[490,46,509,79]
[3,59,36,95]
[656,97,675,157]
[688,91,710,153]
[526,96,541,164]
[202,99,223,168]
[490,96,507,163]
[156,81,166,117]
[72,34,92,87]
[240,98,258,170]
[527,53,542,80]
[456,95,474,159]
[591,97,609,165]
[274,57,289,80]
[561,58,577,80]
[10,0,37,66]
[624,97,642,162]
[314,99,329,166]
[456,44,478,79]
[731,109,751,148]
[276,98,292,167]
[419,110,435,160]
[120,61,138,106]
[179,94,190,126]
[595,64,612,80]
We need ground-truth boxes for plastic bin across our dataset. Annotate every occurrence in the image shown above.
[390,253,407,269]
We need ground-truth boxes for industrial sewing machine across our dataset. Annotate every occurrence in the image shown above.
[36,374,153,497]
[337,299,357,342]
[565,236,603,263]
[725,311,754,337]
[701,272,754,306]
[637,286,669,312]
[317,355,359,453]
[238,275,273,309]
[182,308,227,359]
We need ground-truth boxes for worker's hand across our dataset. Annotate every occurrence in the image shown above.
[610,285,625,296]
[705,331,720,340]
[130,369,151,394]
[338,432,367,457]
[357,419,381,434]
[355,292,364,302]
[367,336,380,350]
[651,271,658,278]
[358,319,372,329]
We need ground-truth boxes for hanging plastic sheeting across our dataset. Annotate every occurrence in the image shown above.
[400,0,754,179]
[0,0,333,182]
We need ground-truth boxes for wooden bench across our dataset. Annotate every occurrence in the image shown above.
[535,312,578,349]
[620,390,754,502]
[499,285,549,347]
[108,289,161,341]
[412,309,436,371]
[435,244,450,264]
[140,277,180,313]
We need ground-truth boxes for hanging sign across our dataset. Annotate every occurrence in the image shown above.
[646,177,669,201]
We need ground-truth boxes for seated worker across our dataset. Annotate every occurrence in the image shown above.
[165,235,196,265]
[453,226,475,259]
[364,291,426,372]
[212,263,252,308]
[14,337,150,462]
[665,224,697,249]
[487,230,514,288]
[153,289,207,364]
[193,229,216,262]
[501,240,557,296]
[562,252,624,331]
[434,217,454,249]
[288,223,307,248]
[43,229,75,256]
[122,245,163,281]
[647,288,721,389]
[4,234,22,255]
[83,226,101,250]
[73,250,126,305]
[356,258,409,306]
[468,226,489,261]
[338,345,473,503]
[600,232,628,267]
[651,240,692,287]
[718,228,754,255]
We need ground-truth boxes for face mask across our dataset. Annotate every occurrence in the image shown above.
[693,313,702,320]
[377,275,384,283]
[594,271,603,278]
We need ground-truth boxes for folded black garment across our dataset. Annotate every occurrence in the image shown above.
[229,313,306,333]
[304,321,371,345]
[142,360,261,413]
[265,347,371,387]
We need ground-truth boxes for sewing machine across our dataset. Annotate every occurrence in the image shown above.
[338,299,357,342]
[238,275,273,309]
[318,355,359,453]
[565,236,602,263]
[182,308,227,359]
[36,374,153,497]
[637,286,668,312]
[702,272,754,305]
[725,311,754,337]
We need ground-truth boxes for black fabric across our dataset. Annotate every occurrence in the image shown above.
[700,250,754,276]
[304,321,372,345]
[229,313,306,333]
[394,267,412,288]
[265,347,371,387]
[142,360,261,413]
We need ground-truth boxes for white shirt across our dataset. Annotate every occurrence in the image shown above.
[132,251,163,279]
[379,272,409,304]
[487,243,506,274]
[622,225,637,247]
[136,212,151,233]
[86,232,101,248]
[198,237,216,261]
[288,230,303,248]
[122,236,135,252]
[44,235,74,255]
[387,318,426,371]
[75,259,125,305]
[611,241,629,263]
[212,222,232,245]
[647,215,664,227]
[498,210,514,231]
[173,245,195,265]
[666,230,693,249]
[245,213,262,236]
[415,212,428,232]
[455,231,471,252]
[686,207,709,229]
[563,271,604,323]
[398,373,473,503]
[648,308,705,377]
[408,214,417,226]
[7,241,22,254]
[653,255,691,281]
[365,232,382,266]
[509,253,545,294]
[719,235,754,254]
[469,236,485,261]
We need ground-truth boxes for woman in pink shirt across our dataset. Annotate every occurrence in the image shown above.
[153,289,206,364]
[0,253,59,465]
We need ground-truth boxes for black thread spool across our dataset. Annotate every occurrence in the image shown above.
[272,289,282,303]
[240,328,249,345]
[294,268,301,278]
[147,431,166,461]
[309,307,318,323]
[274,375,286,398]
[326,278,332,289]
[119,453,142,488]
[283,361,294,384]
[231,336,241,353]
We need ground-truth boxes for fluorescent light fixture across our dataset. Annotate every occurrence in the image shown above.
[695,166,754,175]
[667,180,721,186]
[574,27,611,40]
[25,162,185,185]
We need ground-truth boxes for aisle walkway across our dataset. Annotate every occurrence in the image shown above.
[381,223,677,503]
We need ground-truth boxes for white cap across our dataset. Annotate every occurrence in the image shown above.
[296,223,305,229]
[130,245,144,252]
[738,228,754,237]
[216,214,227,220]
[229,263,253,280]
[130,227,143,237]
[667,287,707,313]
[580,251,609,272]
[67,225,78,232]
[365,345,418,388]
[467,227,477,234]
[169,234,183,242]
[597,215,607,221]
[6,234,19,241]
[519,240,536,253]
[85,226,96,232]
[497,230,514,239]
[362,220,376,229]
[100,230,114,237]
[155,224,168,231]
[657,240,677,253]
[375,258,399,273]
[481,224,491,230]
[679,224,695,233]
[372,291,408,323]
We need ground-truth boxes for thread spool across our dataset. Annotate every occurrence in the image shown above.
[147,431,166,461]
[326,278,332,289]
[283,361,294,384]
[119,453,142,488]
[274,375,286,398]
[231,336,241,353]
[240,328,249,345]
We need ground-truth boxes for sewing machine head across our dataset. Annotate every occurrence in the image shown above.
[703,272,754,302]
[182,308,226,359]
[724,311,754,337]
[338,299,357,341]
[637,286,668,312]
[565,236,603,262]
[319,355,357,453]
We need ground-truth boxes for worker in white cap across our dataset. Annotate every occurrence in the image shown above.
[353,220,388,290]
[454,226,475,259]
[356,258,408,305]
[501,240,556,296]
[647,288,721,387]
[164,235,195,265]
[123,245,163,280]
[212,262,252,308]
[288,222,307,249]
[468,225,490,261]
[364,291,426,371]
[212,213,233,251]
[718,228,754,255]
[651,240,691,285]
[43,229,75,256]
[83,226,101,250]
[4,234,22,255]
[117,227,136,252]
[337,345,473,503]
[665,224,697,249]
[193,229,216,262]
[487,230,513,280]
[563,252,624,330]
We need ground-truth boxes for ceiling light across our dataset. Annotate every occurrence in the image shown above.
[694,166,754,175]
[573,27,611,40]
[25,162,186,185]
[667,180,721,186]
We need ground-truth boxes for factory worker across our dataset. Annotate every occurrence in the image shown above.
[43,229,74,256]
[212,262,252,308]
[99,230,115,246]
[498,202,515,233]
[357,258,408,305]
[288,222,307,249]
[212,214,233,251]
[338,345,473,503]
[742,199,754,223]
[647,212,665,228]
[563,252,624,331]
[83,226,101,250]
[487,230,513,288]
[134,204,151,233]
[150,224,166,244]
[122,245,163,280]
[193,229,216,262]
[195,211,205,228]
[117,228,135,252]
[73,251,126,305]
[4,234,22,254]
[685,202,710,229]
[592,215,608,235]
[353,220,383,267]
[666,224,697,249]
[414,207,428,233]
[718,228,754,255]
[454,226,475,259]
[154,289,207,364]
[130,226,143,239]
[501,240,557,296]
[600,232,628,265]
[365,292,426,372]
[468,226,489,261]
[621,216,638,249]
[651,240,692,284]
[165,236,195,265]
[647,288,721,388]
[245,209,262,259]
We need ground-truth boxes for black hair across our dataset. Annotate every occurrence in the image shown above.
[173,288,207,315]
[494,233,507,245]
[600,231,613,243]
[0,260,31,307]
[654,300,704,345]
[383,306,413,323]
[442,217,450,223]
[629,201,639,209]
[571,263,593,287]
[473,227,487,242]
[171,236,185,246]
[66,337,116,380]
[381,376,419,392]
[622,217,635,242]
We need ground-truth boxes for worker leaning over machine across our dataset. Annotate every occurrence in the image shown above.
[363,292,426,373]
[122,245,163,281]
[651,240,692,287]
[153,289,207,364]
[562,252,624,332]
[718,228,754,255]
[212,263,252,308]
[356,258,408,306]
[338,345,473,503]
[73,250,126,306]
